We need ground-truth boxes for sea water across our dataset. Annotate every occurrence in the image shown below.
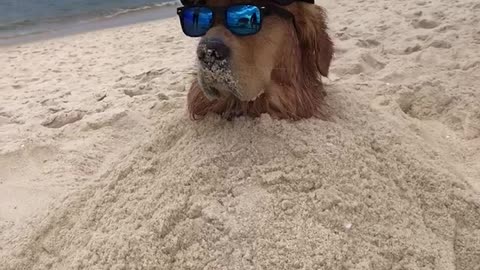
[0,0,180,41]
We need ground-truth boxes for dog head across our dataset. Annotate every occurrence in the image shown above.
[187,0,334,119]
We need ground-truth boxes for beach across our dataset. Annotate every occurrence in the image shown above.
[1,0,479,269]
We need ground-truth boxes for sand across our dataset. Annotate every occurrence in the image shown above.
[0,0,479,269]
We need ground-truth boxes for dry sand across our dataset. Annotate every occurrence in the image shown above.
[1,0,479,269]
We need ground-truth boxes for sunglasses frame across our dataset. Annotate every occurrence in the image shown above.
[179,0,314,6]
[176,3,294,37]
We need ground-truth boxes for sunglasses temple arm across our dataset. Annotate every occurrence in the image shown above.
[268,5,293,19]
[267,5,299,37]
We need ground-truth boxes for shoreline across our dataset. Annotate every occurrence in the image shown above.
[0,3,179,47]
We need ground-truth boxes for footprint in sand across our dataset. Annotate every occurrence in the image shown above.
[412,19,440,29]
[436,24,459,33]
[156,93,170,101]
[80,109,128,131]
[380,72,407,84]
[398,83,480,140]
[133,68,170,83]
[0,115,10,126]
[41,110,84,128]
[429,40,452,49]
[360,53,386,71]
[0,146,59,224]
[356,39,381,48]
[461,60,480,71]
[332,64,363,76]
[412,11,423,17]
[464,110,480,140]
[0,111,15,125]
[124,88,149,97]
[404,44,422,54]
[333,53,386,76]
[396,82,454,121]
[335,28,350,41]
[416,34,430,41]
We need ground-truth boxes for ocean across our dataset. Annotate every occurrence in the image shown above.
[0,0,180,42]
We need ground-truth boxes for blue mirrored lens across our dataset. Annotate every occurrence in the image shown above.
[226,5,261,36]
[182,7,213,37]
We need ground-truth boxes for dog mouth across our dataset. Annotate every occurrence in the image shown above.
[197,60,244,100]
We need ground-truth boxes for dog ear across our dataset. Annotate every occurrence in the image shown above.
[295,4,334,77]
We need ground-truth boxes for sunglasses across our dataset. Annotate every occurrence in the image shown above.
[176,4,295,37]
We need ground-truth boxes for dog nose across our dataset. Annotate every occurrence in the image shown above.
[197,38,230,62]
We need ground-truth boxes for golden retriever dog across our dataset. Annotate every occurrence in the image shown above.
[185,0,333,120]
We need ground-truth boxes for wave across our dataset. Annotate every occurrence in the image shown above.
[105,1,180,19]
[0,19,35,31]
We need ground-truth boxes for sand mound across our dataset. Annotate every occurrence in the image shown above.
[1,0,479,269]
[3,86,480,269]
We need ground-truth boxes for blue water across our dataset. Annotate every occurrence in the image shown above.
[0,0,179,39]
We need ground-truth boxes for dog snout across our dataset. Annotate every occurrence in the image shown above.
[197,38,230,63]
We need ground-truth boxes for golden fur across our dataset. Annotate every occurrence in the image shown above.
[187,0,334,120]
